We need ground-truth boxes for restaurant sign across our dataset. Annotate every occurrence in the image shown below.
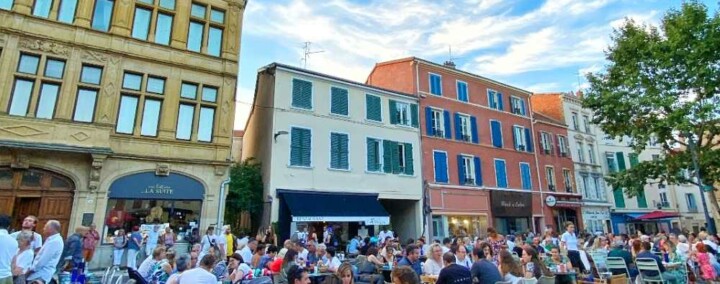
[292,216,390,225]
[490,190,532,217]
[109,172,205,200]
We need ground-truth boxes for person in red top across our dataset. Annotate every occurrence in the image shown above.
[269,248,288,273]
[83,224,101,262]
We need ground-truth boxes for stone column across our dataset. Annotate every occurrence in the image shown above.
[74,0,94,28]
[170,0,190,49]
[109,0,133,37]
[12,0,32,15]
[223,0,245,60]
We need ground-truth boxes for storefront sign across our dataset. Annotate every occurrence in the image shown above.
[545,195,557,207]
[582,208,610,220]
[109,172,204,200]
[490,190,531,217]
[292,216,390,225]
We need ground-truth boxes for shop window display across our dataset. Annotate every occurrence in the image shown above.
[103,199,201,243]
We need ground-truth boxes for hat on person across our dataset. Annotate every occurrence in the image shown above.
[278,248,288,259]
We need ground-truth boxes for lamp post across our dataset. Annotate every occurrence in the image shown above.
[687,133,716,234]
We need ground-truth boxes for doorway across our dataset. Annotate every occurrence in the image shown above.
[12,197,41,230]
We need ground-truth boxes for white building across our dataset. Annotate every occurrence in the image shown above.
[671,183,712,234]
[242,63,423,240]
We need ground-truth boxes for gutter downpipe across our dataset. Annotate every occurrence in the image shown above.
[415,60,432,243]
[217,173,231,234]
[528,96,547,233]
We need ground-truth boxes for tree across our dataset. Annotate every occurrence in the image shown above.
[583,2,720,217]
[225,158,264,235]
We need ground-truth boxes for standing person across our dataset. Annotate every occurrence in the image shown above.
[470,247,502,284]
[0,214,18,284]
[128,226,143,269]
[163,227,176,249]
[146,225,161,258]
[560,221,585,272]
[113,229,128,267]
[59,227,86,272]
[223,226,236,261]
[13,231,35,284]
[27,220,64,284]
[186,228,201,247]
[82,224,100,263]
[10,215,42,254]
[486,227,505,264]
[179,254,218,284]
[436,252,471,284]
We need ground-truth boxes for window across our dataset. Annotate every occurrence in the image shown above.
[187,2,224,56]
[487,90,503,110]
[429,108,445,137]
[329,133,349,170]
[433,151,448,183]
[686,194,697,210]
[652,154,660,161]
[571,112,579,130]
[513,126,526,151]
[0,0,12,10]
[429,73,442,96]
[520,163,532,190]
[33,0,52,17]
[593,176,604,200]
[365,94,381,122]
[490,120,503,148]
[330,87,348,116]
[389,100,418,127]
[291,78,312,109]
[581,174,593,199]
[91,0,115,32]
[562,169,572,192]
[176,82,218,142]
[116,72,165,136]
[58,0,78,23]
[557,135,568,156]
[494,159,507,188]
[456,81,468,102]
[587,143,596,164]
[72,65,102,122]
[545,167,556,191]
[132,0,175,44]
[366,138,381,172]
[382,140,413,175]
[457,155,481,186]
[605,152,617,173]
[290,127,312,167]
[660,192,669,207]
[576,141,585,163]
[583,115,591,133]
[510,96,526,116]
[8,54,65,119]
[457,114,472,142]
[540,132,553,154]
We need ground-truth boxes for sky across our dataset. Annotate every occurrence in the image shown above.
[233,0,719,130]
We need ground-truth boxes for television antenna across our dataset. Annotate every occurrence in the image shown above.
[300,42,324,69]
[444,46,459,68]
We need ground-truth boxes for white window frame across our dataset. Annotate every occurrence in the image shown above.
[562,168,572,192]
[432,150,449,183]
[582,174,593,199]
[545,166,556,191]
[461,155,476,185]
[686,193,697,209]
[659,192,669,207]
[328,131,350,171]
[365,136,383,173]
[588,143,596,164]
[593,175,604,200]
[571,112,579,130]
[430,108,444,137]
[558,135,568,156]
[487,89,501,110]
[459,113,471,141]
[513,125,526,151]
[510,96,525,115]
[456,80,468,102]
[541,132,552,153]
[583,115,591,133]
[429,72,442,96]
[397,143,407,172]
[395,101,411,126]
[577,141,585,163]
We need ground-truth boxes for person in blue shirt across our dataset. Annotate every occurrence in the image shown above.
[397,244,422,276]
[347,236,360,256]
[636,241,679,284]
[469,246,502,284]
[128,226,143,269]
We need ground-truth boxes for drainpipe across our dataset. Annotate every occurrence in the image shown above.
[527,96,547,233]
[415,60,432,243]
[216,174,231,234]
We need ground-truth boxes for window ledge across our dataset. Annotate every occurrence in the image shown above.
[397,173,416,178]
[329,113,350,119]
[328,167,351,172]
[287,165,314,170]
[365,170,386,175]
[290,106,314,112]
[392,124,416,129]
[364,119,383,124]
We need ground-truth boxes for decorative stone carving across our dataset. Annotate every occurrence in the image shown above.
[18,39,71,56]
[88,155,106,192]
[71,131,90,142]
[225,0,246,9]
[0,125,47,137]
[156,163,170,176]
[81,50,108,62]
[11,153,30,169]
[214,165,227,176]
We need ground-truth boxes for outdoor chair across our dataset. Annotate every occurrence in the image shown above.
[635,257,664,284]
[605,257,632,284]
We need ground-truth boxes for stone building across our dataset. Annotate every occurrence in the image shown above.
[0,0,245,268]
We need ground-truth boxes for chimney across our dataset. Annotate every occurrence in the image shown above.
[443,60,456,69]
[576,90,584,99]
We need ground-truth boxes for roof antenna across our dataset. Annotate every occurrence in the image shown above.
[443,46,457,69]
[300,42,324,69]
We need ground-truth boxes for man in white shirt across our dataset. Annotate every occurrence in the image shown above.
[10,215,43,254]
[215,227,227,260]
[295,241,309,261]
[378,230,387,245]
[240,238,256,265]
[27,220,64,284]
[325,247,342,273]
[180,254,217,284]
[0,215,19,284]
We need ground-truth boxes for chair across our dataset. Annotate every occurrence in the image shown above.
[635,257,664,283]
[605,257,631,284]
[538,276,555,284]
[127,267,149,284]
[521,278,538,284]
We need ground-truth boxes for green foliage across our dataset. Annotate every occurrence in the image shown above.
[225,158,264,235]
[583,1,720,198]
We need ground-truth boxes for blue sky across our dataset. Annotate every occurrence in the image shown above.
[234,0,719,129]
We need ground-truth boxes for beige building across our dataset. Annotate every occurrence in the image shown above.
[0,0,245,268]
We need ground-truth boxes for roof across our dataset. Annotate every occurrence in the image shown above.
[371,57,532,95]
[533,111,567,126]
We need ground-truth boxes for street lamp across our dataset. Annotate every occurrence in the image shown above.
[686,132,716,234]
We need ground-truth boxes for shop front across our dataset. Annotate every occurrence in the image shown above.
[543,194,583,233]
[429,186,490,239]
[581,207,610,234]
[611,211,678,235]
[491,190,532,235]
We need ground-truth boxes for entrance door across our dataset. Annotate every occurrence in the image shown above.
[12,197,41,230]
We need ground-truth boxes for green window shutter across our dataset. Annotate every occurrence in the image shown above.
[340,134,349,169]
[389,100,398,124]
[366,94,381,121]
[616,152,627,171]
[330,133,340,169]
[404,143,414,175]
[637,189,648,208]
[391,141,401,174]
[301,129,311,166]
[613,188,626,208]
[383,140,393,173]
[410,104,419,128]
[291,79,312,109]
[290,128,302,166]
[331,87,348,115]
[367,138,379,171]
[628,153,639,168]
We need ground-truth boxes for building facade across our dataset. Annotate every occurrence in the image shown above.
[242,63,423,241]
[367,58,544,238]
[0,0,244,268]
[672,183,710,234]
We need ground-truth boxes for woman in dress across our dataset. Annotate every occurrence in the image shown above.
[162,227,175,249]
[693,243,717,281]
[662,241,687,284]
[486,227,505,264]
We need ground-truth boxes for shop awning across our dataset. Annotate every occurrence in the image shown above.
[636,211,680,220]
[279,190,390,225]
[624,213,645,220]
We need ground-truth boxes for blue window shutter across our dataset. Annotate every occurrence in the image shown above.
[366,95,381,121]
[291,79,312,109]
[330,87,348,115]
[491,121,502,148]
[454,113,462,140]
[425,107,434,136]
[470,116,479,144]
[457,155,466,185]
[495,160,507,188]
[367,138,379,172]
[520,100,527,116]
[512,127,518,150]
[525,128,533,152]
[473,157,482,186]
[434,152,448,183]
[497,93,504,111]
[520,164,532,190]
[443,110,452,139]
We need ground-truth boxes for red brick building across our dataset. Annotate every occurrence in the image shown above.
[531,112,583,231]
[367,58,544,237]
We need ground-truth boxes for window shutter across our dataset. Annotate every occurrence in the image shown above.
[340,134,349,169]
[512,127,518,150]
[390,141,400,174]
[404,143,414,175]
[470,116,479,144]
[443,110,452,139]
[637,189,648,208]
[367,138,378,172]
[491,121,502,148]
[433,152,448,183]
[616,152,627,171]
[628,153,639,168]
[520,100,526,116]
[291,79,312,109]
[454,113,462,140]
[538,132,545,153]
[389,100,398,124]
[524,128,533,152]
[521,164,531,190]
[457,155,466,185]
[330,87,348,115]
[613,188,626,208]
[425,107,434,136]
[549,135,555,155]
[497,92,504,111]
[290,128,302,166]
[494,160,507,188]
[410,103,419,128]
[474,157,482,186]
[330,133,340,169]
[366,95,381,121]
[383,140,392,173]
[301,129,311,166]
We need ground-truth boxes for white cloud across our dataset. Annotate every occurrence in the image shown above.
[525,82,561,93]
[610,10,661,29]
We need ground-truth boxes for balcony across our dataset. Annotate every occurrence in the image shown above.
[433,129,444,138]
[653,200,671,209]
[462,134,471,142]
